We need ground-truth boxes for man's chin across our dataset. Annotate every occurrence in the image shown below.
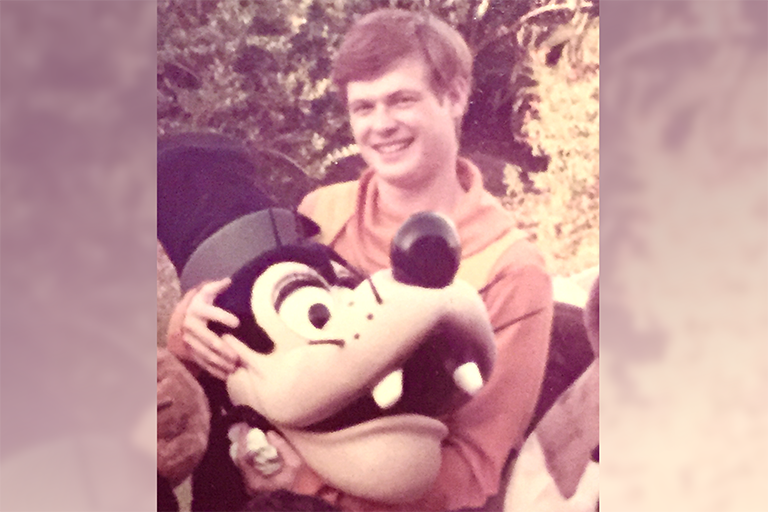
[281,414,447,504]
[370,162,430,190]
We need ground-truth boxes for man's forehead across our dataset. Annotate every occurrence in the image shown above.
[346,55,432,102]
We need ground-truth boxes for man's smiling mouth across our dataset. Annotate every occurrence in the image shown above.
[373,138,413,154]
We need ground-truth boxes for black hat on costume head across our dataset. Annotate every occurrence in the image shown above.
[157,132,320,292]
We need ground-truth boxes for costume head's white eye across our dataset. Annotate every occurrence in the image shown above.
[276,281,335,339]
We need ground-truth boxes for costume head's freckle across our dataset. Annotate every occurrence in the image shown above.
[367,314,374,320]
[354,333,360,340]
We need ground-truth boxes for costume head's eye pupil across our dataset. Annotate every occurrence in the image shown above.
[308,303,331,329]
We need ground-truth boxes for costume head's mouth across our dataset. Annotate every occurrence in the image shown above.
[305,317,488,433]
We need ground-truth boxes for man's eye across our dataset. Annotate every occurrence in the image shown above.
[277,286,335,339]
[351,104,373,115]
[393,96,418,107]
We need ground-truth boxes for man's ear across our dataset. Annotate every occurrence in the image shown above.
[445,76,471,119]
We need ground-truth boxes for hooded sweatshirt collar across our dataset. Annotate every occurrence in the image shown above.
[340,158,516,273]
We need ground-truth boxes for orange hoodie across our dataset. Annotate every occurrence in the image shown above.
[295,159,553,511]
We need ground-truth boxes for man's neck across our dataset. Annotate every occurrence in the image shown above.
[375,161,465,219]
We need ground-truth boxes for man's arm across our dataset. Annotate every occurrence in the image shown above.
[409,260,553,510]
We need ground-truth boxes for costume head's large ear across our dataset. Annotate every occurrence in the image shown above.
[157,132,320,291]
[157,132,275,277]
[176,208,319,292]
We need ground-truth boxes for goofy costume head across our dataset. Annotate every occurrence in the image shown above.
[157,133,496,510]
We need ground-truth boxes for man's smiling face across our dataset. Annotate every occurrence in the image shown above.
[346,55,466,189]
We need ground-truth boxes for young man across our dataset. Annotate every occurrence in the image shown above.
[168,9,553,511]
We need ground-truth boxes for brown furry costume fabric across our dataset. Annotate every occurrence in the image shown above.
[157,347,211,488]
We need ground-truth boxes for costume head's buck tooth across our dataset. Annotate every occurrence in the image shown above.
[372,369,404,409]
[453,362,484,396]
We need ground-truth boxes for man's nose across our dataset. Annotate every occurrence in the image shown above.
[371,104,397,133]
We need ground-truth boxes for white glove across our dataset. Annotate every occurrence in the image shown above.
[228,425,283,476]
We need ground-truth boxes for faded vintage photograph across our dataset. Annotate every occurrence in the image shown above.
[0,0,765,511]
[157,1,599,511]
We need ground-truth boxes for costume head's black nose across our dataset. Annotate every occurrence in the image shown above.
[390,212,461,288]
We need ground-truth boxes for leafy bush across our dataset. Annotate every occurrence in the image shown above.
[506,15,599,275]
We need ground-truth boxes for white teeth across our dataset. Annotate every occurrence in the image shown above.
[377,141,409,154]
[372,368,403,409]
[228,427,283,476]
[245,428,269,452]
[453,362,484,396]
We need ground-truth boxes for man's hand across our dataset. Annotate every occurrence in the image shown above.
[181,278,241,379]
[228,424,304,494]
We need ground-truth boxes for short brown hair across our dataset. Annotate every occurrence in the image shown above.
[331,9,473,104]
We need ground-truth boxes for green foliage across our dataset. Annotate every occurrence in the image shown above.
[159,0,344,171]
[505,15,599,275]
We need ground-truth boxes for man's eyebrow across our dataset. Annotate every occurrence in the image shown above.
[349,89,421,108]
[348,98,373,107]
[389,89,420,98]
